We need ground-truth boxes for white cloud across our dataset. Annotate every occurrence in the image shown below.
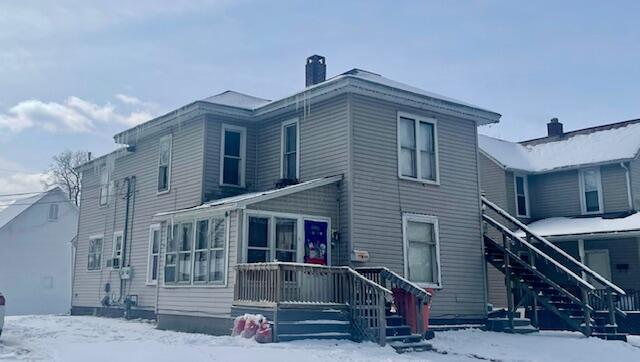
[0,95,157,134]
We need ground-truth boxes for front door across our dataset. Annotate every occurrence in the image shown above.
[585,249,612,288]
[304,220,329,265]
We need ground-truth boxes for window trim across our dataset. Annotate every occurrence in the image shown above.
[242,210,332,266]
[157,134,173,195]
[402,213,442,289]
[146,224,161,285]
[280,118,300,180]
[87,233,104,272]
[219,124,247,188]
[111,231,124,269]
[162,215,229,288]
[48,203,59,221]
[513,173,530,218]
[396,112,440,185]
[578,167,604,215]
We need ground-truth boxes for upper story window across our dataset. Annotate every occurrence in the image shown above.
[98,164,110,205]
[48,203,59,221]
[403,213,441,288]
[398,113,439,184]
[157,134,172,193]
[220,124,246,187]
[579,168,603,214]
[514,174,530,217]
[281,118,299,180]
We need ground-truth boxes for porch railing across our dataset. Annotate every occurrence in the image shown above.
[234,262,393,345]
[591,289,640,311]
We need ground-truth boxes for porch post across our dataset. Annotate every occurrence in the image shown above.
[581,288,592,336]
[607,289,618,333]
[503,233,515,332]
[527,238,539,328]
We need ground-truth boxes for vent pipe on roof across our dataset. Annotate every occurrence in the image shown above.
[305,55,326,87]
[547,117,564,137]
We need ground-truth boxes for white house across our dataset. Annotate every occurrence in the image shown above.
[0,187,78,315]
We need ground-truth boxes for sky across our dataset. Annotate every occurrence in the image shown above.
[0,0,639,197]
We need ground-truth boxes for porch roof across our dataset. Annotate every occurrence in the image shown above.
[153,174,342,219]
[515,212,640,240]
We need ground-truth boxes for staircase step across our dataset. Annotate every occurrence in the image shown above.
[278,332,351,341]
[386,333,424,343]
[278,320,351,335]
[389,340,433,353]
[592,332,628,342]
[385,315,404,327]
[386,325,412,337]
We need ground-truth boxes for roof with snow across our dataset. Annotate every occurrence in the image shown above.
[201,90,271,110]
[479,121,640,173]
[515,212,640,239]
[154,175,342,219]
[0,187,64,231]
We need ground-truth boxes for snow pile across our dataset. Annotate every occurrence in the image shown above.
[515,212,640,237]
[1,315,640,361]
[479,122,640,172]
[201,91,271,110]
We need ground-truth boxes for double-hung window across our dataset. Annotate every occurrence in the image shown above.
[580,168,603,214]
[147,225,160,284]
[398,114,438,183]
[164,217,227,286]
[99,164,109,205]
[403,214,441,287]
[87,236,103,271]
[220,124,246,187]
[246,215,299,263]
[158,135,172,193]
[281,118,299,180]
[514,174,530,217]
[111,231,123,269]
[48,204,59,221]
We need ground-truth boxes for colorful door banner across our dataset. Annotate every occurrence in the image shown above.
[304,220,328,265]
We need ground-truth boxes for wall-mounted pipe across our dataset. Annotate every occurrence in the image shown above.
[620,162,633,210]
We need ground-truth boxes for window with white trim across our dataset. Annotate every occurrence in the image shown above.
[220,124,246,187]
[514,174,529,217]
[164,217,227,285]
[158,134,172,192]
[111,231,123,269]
[147,225,160,284]
[246,214,300,263]
[87,236,103,271]
[403,214,441,287]
[398,114,438,183]
[580,168,603,214]
[281,118,299,180]
[99,164,109,205]
[48,203,59,221]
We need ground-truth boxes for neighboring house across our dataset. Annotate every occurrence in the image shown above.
[479,118,640,313]
[0,187,78,315]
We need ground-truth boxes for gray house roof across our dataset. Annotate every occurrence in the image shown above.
[479,120,640,173]
[113,67,501,146]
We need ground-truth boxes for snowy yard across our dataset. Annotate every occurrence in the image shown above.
[0,316,639,361]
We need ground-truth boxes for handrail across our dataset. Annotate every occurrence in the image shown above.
[356,266,431,301]
[482,196,626,295]
[345,267,394,296]
[483,214,596,291]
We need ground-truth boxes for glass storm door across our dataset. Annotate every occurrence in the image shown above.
[303,220,328,265]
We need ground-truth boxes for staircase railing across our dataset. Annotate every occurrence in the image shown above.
[234,262,392,346]
[481,197,627,336]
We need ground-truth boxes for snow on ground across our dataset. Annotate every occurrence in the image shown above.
[1,315,639,362]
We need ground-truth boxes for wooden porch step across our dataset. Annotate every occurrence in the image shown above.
[278,332,351,341]
[385,315,404,327]
[386,325,412,337]
[389,340,433,353]
[386,333,424,343]
[592,332,628,342]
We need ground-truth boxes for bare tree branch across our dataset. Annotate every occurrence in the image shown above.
[48,150,89,206]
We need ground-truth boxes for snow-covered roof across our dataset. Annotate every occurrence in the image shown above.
[201,90,271,110]
[0,188,63,231]
[515,212,640,239]
[154,175,342,219]
[479,121,640,173]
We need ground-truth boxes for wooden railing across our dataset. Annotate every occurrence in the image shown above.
[591,289,640,311]
[234,262,392,345]
[357,267,432,336]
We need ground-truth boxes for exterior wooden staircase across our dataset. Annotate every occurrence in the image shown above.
[482,197,628,341]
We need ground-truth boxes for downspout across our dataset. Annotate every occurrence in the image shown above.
[621,162,633,210]
[120,177,132,302]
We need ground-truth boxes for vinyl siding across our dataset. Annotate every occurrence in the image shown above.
[255,95,350,265]
[584,238,640,291]
[601,164,631,212]
[529,170,581,219]
[630,159,640,210]
[350,94,486,319]
[72,118,205,310]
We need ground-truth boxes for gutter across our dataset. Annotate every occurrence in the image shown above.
[530,229,640,241]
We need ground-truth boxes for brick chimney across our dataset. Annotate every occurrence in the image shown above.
[547,117,564,137]
[305,55,326,87]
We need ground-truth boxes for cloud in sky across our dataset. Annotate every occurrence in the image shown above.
[0,95,157,134]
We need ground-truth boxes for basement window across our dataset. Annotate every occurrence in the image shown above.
[398,113,439,184]
[403,214,441,288]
